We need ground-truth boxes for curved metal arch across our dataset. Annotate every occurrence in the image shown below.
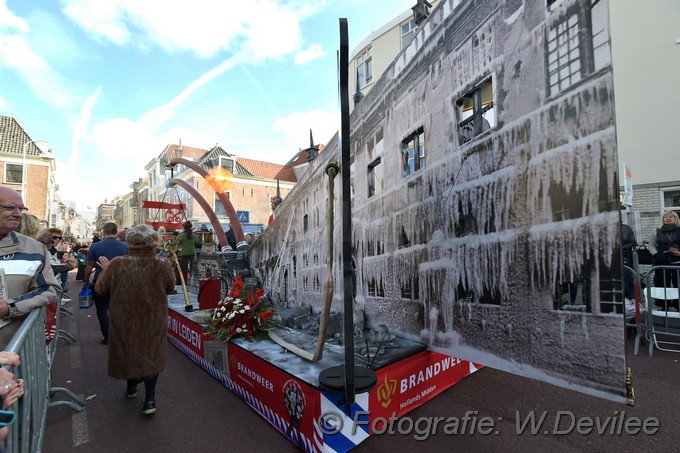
[167,178,229,247]
[168,157,245,243]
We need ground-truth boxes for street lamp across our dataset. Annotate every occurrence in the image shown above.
[22,139,48,203]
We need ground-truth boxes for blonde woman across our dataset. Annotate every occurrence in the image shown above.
[653,210,680,309]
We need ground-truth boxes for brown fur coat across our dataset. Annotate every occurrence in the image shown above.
[95,243,175,380]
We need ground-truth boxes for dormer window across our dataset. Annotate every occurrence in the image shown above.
[219,157,234,173]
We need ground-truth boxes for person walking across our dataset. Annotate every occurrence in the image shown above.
[84,223,128,345]
[94,224,175,415]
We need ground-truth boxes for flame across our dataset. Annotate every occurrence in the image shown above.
[206,166,233,193]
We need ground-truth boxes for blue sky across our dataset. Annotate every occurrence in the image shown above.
[1,0,416,212]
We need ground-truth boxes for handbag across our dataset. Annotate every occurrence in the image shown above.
[79,284,94,309]
[635,245,655,265]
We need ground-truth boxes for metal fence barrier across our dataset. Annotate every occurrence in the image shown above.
[642,265,680,356]
[3,299,85,452]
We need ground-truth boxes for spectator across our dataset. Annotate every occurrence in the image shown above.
[116,229,128,242]
[653,210,680,310]
[47,228,72,303]
[84,223,128,345]
[17,213,41,239]
[37,230,77,286]
[75,246,89,281]
[0,351,22,450]
[95,224,175,415]
[621,220,637,314]
[0,187,61,340]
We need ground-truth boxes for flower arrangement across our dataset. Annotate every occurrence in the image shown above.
[205,275,275,342]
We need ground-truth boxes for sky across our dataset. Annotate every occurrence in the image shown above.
[0,0,417,213]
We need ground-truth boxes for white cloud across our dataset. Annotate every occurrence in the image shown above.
[0,0,27,31]
[294,43,326,65]
[61,0,327,60]
[0,5,81,109]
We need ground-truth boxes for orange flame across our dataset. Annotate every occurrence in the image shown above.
[206,166,233,193]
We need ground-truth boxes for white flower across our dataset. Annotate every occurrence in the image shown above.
[236,327,242,333]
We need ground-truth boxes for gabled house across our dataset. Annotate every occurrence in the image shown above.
[0,116,57,224]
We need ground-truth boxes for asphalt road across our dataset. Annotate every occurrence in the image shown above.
[43,278,679,452]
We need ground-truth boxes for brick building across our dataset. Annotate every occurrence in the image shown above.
[0,116,56,223]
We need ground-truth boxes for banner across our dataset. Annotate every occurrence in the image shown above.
[227,342,318,451]
[370,351,479,422]
[622,162,633,206]
[167,310,206,356]
[142,201,186,209]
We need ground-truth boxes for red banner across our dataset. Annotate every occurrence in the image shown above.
[167,310,206,356]
[227,342,318,448]
[142,201,186,209]
[146,221,183,231]
[370,351,479,424]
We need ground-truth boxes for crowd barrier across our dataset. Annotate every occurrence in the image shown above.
[641,265,680,356]
[3,297,84,452]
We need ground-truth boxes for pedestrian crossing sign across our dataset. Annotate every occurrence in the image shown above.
[237,211,249,223]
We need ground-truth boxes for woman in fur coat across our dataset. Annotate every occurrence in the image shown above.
[95,224,175,415]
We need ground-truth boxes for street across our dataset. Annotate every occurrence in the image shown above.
[44,278,679,452]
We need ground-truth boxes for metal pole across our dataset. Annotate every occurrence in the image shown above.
[338,18,355,413]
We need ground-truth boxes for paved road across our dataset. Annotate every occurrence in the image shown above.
[44,278,678,452]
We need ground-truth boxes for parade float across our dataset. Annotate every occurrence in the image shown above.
[158,0,629,451]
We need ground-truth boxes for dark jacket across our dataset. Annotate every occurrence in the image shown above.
[654,225,680,265]
[621,223,637,266]
[95,243,175,380]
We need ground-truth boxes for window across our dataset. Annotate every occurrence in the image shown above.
[357,47,373,88]
[547,0,566,10]
[214,193,227,217]
[303,214,309,233]
[402,128,426,177]
[555,278,590,313]
[220,157,234,173]
[662,188,680,219]
[401,19,417,48]
[367,278,384,297]
[546,13,581,95]
[457,79,495,144]
[5,164,23,184]
[546,1,609,96]
[367,158,383,197]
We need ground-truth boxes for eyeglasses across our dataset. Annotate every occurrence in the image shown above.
[52,236,62,240]
[0,204,28,213]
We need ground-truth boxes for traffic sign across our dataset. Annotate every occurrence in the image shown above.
[236,211,249,223]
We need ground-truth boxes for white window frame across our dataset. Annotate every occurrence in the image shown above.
[401,19,417,48]
[661,187,680,218]
[402,129,426,177]
[356,47,373,88]
[4,163,23,184]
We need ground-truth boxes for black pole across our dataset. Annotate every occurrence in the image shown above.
[338,18,355,414]
[318,17,375,413]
